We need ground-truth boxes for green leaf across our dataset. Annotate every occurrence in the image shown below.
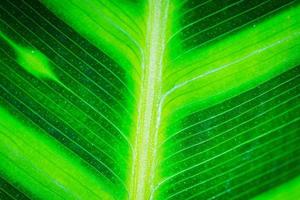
[0,0,300,199]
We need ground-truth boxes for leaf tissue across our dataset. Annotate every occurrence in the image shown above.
[0,0,300,199]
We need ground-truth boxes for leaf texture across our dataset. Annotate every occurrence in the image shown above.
[0,0,300,199]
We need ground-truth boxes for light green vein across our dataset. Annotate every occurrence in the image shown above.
[129,0,171,199]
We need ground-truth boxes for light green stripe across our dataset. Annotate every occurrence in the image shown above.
[0,107,114,200]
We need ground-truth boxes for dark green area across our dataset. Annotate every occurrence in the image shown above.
[0,0,135,196]
[159,66,300,199]
[0,176,30,200]
[169,0,298,59]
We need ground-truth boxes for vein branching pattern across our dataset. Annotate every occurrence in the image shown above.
[0,0,300,200]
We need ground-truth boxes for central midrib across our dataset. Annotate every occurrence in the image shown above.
[129,0,170,199]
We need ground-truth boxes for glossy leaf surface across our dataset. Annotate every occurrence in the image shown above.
[1,0,300,199]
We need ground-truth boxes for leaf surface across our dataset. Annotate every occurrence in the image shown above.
[0,0,300,199]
